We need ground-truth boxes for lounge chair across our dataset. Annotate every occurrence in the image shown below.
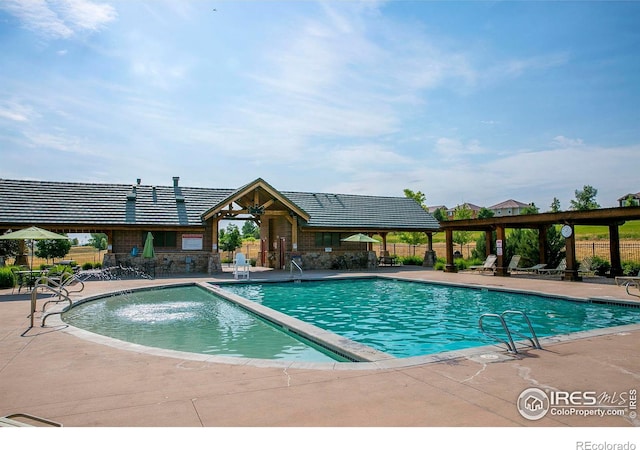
[470,254,497,272]
[233,252,250,280]
[506,255,522,273]
[511,263,547,274]
[159,258,174,276]
[537,258,566,275]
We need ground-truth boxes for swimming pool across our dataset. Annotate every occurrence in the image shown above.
[62,285,346,362]
[219,278,640,358]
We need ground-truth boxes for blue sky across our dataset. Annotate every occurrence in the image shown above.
[1,0,639,211]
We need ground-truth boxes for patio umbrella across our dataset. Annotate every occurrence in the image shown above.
[142,232,155,259]
[340,233,380,243]
[0,226,70,271]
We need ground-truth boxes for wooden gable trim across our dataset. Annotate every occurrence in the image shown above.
[202,178,309,221]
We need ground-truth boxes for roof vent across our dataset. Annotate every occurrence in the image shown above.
[127,185,137,201]
[136,178,141,185]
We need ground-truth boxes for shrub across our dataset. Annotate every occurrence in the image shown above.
[584,256,611,276]
[0,267,16,288]
[47,265,74,278]
[622,260,640,276]
[434,257,446,271]
[399,255,423,266]
[82,262,94,270]
[94,262,102,269]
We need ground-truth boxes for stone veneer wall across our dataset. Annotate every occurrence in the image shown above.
[289,250,377,270]
[103,251,211,274]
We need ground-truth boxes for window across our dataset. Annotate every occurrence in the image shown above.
[144,231,177,248]
[315,232,341,248]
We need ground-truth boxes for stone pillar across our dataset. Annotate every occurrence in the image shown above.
[208,253,222,274]
[423,232,435,267]
[423,250,436,267]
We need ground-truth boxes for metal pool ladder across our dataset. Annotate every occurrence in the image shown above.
[478,310,542,354]
[290,257,303,281]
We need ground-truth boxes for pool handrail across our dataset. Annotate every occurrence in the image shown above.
[290,258,303,280]
[478,313,517,353]
[501,310,543,350]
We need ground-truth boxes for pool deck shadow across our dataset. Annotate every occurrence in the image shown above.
[1,267,639,428]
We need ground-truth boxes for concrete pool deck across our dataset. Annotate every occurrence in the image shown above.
[1,266,639,428]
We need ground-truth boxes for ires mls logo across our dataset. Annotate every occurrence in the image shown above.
[517,387,637,421]
[517,388,550,420]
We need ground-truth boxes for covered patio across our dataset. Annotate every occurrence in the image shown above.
[439,206,640,280]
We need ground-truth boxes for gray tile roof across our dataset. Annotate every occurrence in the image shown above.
[0,179,440,231]
[0,179,233,227]
[284,191,440,231]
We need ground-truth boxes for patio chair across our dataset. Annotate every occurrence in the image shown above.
[470,254,497,272]
[233,253,250,280]
[160,258,174,276]
[537,258,566,276]
[511,263,547,274]
[506,255,522,273]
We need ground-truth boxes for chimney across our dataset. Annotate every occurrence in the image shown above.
[136,178,141,185]
[173,176,180,187]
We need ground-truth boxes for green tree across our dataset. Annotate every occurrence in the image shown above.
[570,185,600,211]
[220,224,242,253]
[452,205,473,253]
[241,221,260,239]
[35,237,72,262]
[403,189,428,211]
[398,188,429,245]
[0,230,19,260]
[477,207,494,219]
[520,203,539,215]
[432,207,445,222]
[622,195,638,207]
[550,197,561,213]
[89,233,108,250]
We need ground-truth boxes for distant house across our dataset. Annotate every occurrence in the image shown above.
[446,203,482,219]
[488,199,530,217]
[428,205,447,214]
[618,192,640,207]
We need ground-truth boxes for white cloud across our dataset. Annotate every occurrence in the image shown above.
[497,52,570,78]
[552,135,584,147]
[1,0,117,39]
[434,137,486,161]
[0,102,30,122]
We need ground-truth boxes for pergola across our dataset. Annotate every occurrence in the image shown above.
[439,206,640,281]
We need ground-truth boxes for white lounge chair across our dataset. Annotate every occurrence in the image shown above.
[537,258,566,275]
[470,254,497,272]
[511,263,547,274]
[233,253,250,280]
[506,255,522,273]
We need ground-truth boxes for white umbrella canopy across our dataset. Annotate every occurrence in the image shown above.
[0,226,70,270]
[340,233,380,243]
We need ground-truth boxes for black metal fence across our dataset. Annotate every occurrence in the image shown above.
[372,242,640,263]
[239,241,640,263]
[576,242,640,262]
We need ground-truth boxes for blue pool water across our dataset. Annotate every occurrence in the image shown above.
[220,278,640,358]
[62,286,345,362]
